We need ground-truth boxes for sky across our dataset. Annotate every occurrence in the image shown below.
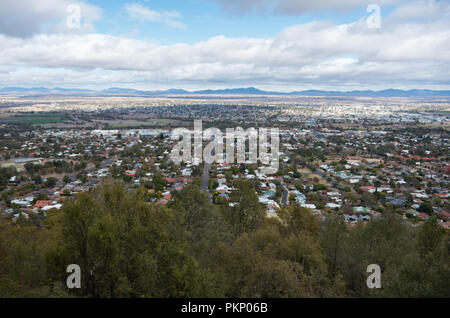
[0,0,449,91]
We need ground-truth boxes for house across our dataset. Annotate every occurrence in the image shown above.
[353,206,371,213]
[181,168,192,177]
[360,186,376,193]
[343,214,358,223]
[11,196,34,207]
[258,196,280,213]
[216,185,231,193]
[4,208,14,215]
[359,215,371,221]
[441,211,450,220]
[377,187,393,194]
[165,177,175,184]
[217,178,227,186]
[173,183,184,191]
[13,212,29,221]
[42,204,62,211]
[34,200,52,209]
[291,190,305,202]
[439,221,450,229]
[413,191,430,199]
[259,196,269,204]
[263,189,276,198]
[390,199,406,207]
[326,203,341,209]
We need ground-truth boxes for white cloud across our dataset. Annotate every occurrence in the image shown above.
[125,3,186,29]
[388,0,450,21]
[0,0,448,90]
[217,0,400,15]
[0,0,102,38]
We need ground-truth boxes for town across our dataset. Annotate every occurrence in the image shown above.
[1,96,448,230]
[1,0,450,304]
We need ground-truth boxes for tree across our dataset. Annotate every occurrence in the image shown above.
[1,192,11,207]
[63,175,71,184]
[335,214,413,297]
[313,184,328,191]
[278,205,320,239]
[152,173,167,192]
[33,175,42,184]
[416,216,445,259]
[211,222,325,297]
[322,214,348,277]
[225,180,265,236]
[380,225,449,298]
[47,181,211,297]
[171,185,231,267]
[417,202,433,215]
[0,218,59,297]
[44,177,56,188]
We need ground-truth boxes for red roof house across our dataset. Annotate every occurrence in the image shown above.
[34,200,52,208]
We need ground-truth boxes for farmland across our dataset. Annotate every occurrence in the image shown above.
[0,113,68,125]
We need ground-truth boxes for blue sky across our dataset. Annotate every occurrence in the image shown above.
[0,0,448,91]
[89,0,393,45]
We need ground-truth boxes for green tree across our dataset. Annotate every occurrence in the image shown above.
[416,216,445,259]
[417,202,433,215]
[44,177,57,188]
[322,214,348,277]
[47,181,211,297]
[225,180,265,236]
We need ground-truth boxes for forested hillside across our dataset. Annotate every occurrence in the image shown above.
[0,180,448,297]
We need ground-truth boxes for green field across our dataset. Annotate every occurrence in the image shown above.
[106,118,188,129]
[0,113,68,125]
[146,118,177,124]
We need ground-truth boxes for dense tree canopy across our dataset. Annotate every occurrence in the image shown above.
[0,180,448,298]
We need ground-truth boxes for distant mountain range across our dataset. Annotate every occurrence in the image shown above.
[1,86,450,97]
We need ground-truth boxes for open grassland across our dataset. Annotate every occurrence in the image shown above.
[0,113,68,125]
[105,118,189,129]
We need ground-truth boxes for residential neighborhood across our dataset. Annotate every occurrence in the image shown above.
[1,103,448,231]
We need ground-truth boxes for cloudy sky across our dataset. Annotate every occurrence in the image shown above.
[0,0,449,91]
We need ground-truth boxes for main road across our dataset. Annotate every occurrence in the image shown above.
[280,185,289,206]
[200,162,211,192]
[200,147,214,202]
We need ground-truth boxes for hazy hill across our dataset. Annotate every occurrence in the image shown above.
[1,86,449,97]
